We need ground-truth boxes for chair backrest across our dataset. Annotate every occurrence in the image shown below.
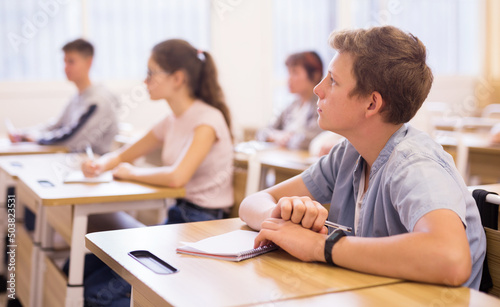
[485,227,500,297]
[482,104,500,119]
[473,189,500,297]
[230,163,248,218]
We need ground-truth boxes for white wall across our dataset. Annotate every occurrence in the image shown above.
[0,2,482,141]
[0,80,170,137]
[210,0,274,141]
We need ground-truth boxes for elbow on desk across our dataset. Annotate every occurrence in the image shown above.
[238,194,267,231]
[238,197,251,225]
[166,172,188,189]
[432,249,472,287]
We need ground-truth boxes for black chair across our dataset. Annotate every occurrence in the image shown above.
[473,189,500,297]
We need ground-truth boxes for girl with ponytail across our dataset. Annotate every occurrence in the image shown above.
[82,39,234,223]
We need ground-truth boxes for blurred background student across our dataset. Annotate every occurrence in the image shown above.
[80,39,234,306]
[8,38,119,155]
[256,51,324,150]
[83,39,234,224]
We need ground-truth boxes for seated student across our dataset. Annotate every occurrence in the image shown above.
[240,26,486,289]
[256,51,324,150]
[8,39,119,155]
[309,131,344,157]
[78,39,234,306]
[83,39,234,223]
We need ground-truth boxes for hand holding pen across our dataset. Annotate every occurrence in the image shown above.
[82,145,102,177]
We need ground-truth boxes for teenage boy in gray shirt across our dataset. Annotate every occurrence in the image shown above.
[240,26,486,289]
[9,39,118,155]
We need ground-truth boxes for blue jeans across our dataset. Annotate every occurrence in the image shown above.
[166,199,227,224]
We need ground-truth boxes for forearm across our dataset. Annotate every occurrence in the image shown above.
[239,192,277,230]
[127,166,181,188]
[330,232,471,286]
[95,152,120,172]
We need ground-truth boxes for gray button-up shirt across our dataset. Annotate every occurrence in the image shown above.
[302,124,485,289]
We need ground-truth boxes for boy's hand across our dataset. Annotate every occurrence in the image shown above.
[270,196,328,233]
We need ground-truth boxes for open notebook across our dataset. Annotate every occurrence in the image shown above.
[176,230,278,262]
[64,171,113,184]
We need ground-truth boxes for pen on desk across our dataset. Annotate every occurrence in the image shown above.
[85,144,95,161]
[325,220,352,233]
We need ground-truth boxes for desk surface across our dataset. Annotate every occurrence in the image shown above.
[0,139,68,156]
[7,153,184,206]
[470,184,500,194]
[234,146,316,172]
[270,282,500,306]
[435,131,500,152]
[86,218,401,307]
[258,148,316,172]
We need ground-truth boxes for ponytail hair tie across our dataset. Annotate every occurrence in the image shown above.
[197,49,206,62]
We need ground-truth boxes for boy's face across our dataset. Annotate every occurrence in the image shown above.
[314,52,369,135]
[64,51,92,82]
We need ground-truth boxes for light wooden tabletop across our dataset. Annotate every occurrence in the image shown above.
[86,218,401,307]
[469,183,500,194]
[268,281,500,306]
[435,131,500,152]
[258,149,316,173]
[0,139,68,156]
[10,153,184,206]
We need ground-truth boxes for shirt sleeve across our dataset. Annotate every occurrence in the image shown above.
[151,117,169,141]
[388,152,469,232]
[287,102,323,150]
[37,105,97,145]
[191,109,229,142]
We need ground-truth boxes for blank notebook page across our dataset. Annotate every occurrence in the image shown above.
[64,171,113,183]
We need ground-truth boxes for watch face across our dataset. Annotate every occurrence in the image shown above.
[327,228,345,240]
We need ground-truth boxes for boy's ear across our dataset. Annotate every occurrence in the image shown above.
[366,91,384,116]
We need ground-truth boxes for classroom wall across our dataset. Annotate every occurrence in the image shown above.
[0,1,483,140]
[0,80,169,137]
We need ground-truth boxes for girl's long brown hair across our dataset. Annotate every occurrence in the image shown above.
[152,39,231,131]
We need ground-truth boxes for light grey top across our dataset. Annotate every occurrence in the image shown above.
[27,84,119,155]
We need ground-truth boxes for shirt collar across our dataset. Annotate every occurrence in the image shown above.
[371,123,409,176]
[352,123,408,186]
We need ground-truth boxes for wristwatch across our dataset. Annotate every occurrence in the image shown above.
[324,228,346,265]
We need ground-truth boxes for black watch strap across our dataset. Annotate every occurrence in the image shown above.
[324,228,346,265]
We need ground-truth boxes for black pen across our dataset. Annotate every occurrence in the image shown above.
[325,220,352,233]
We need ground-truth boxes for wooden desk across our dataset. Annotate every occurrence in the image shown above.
[0,139,67,156]
[234,146,317,197]
[433,116,500,132]
[0,153,68,281]
[259,149,315,185]
[12,153,184,307]
[86,218,401,306]
[270,282,500,306]
[436,131,500,184]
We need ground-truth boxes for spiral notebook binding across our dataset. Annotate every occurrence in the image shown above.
[239,244,278,260]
